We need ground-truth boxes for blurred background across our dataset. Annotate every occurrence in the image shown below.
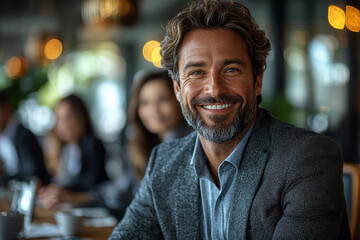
[0,0,359,171]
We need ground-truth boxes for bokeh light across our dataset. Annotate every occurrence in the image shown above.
[346,5,360,32]
[5,56,29,79]
[152,47,162,68]
[44,38,63,60]
[92,80,126,141]
[100,0,131,18]
[328,5,345,29]
[18,98,56,135]
[143,40,160,62]
[82,0,136,26]
[5,57,21,78]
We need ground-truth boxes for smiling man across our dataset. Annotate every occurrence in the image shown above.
[109,0,350,239]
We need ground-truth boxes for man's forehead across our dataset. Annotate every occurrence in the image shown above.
[177,29,249,70]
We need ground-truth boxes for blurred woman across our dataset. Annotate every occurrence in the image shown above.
[40,94,108,208]
[127,70,193,180]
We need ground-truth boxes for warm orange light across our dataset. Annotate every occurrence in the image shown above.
[151,47,161,63]
[152,47,162,68]
[119,0,131,16]
[100,0,119,18]
[5,56,29,79]
[82,0,135,26]
[5,57,22,78]
[99,0,131,21]
[346,5,360,32]
[328,5,345,29]
[44,38,63,60]
[143,40,160,62]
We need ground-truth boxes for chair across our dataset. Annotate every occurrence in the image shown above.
[343,162,360,239]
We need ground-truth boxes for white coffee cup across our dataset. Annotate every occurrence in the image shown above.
[54,211,83,236]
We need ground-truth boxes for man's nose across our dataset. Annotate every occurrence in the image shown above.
[204,72,226,98]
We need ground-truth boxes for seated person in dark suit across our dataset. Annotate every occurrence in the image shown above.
[39,94,108,208]
[0,91,50,186]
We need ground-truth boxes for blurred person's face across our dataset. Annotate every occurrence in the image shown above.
[138,79,183,138]
[173,29,263,143]
[55,102,85,143]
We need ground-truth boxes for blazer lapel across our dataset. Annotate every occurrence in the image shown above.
[227,109,271,239]
[174,141,200,240]
[175,178,200,240]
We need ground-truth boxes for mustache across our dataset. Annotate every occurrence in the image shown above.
[191,94,244,105]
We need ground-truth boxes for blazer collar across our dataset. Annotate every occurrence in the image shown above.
[227,108,271,239]
[175,179,200,240]
[175,135,200,240]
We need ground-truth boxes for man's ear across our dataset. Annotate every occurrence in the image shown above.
[172,77,181,102]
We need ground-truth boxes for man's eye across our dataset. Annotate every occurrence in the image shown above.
[226,68,238,73]
[190,70,203,76]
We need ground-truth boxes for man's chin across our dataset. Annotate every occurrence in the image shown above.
[198,128,237,143]
[199,112,236,124]
[201,117,236,128]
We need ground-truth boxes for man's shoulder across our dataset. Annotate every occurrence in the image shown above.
[147,132,197,175]
[257,108,342,164]
[157,131,197,154]
[259,108,338,145]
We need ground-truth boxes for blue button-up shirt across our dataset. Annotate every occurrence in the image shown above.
[191,123,255,239]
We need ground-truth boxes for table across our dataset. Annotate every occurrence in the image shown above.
[31,207,115,240]
[0,196,116,240]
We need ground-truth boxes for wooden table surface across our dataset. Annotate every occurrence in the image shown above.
[0,195,116,240]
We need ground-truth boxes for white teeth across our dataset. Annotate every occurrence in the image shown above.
[203,103,232,110]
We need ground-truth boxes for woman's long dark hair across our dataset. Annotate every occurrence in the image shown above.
[57,94,93,133]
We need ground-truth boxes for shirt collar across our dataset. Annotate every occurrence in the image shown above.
[224,121,255,171]
[191,119,256,177]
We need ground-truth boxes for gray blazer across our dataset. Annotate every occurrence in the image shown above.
[109,108,350,240]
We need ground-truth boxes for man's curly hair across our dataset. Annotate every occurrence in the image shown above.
[160,0,271,104]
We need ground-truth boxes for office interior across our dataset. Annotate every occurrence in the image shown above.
[0,0,359,171]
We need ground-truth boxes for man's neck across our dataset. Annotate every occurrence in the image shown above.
[198,107,257,188]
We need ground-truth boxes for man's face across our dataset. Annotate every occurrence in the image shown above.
[173,28,263,143]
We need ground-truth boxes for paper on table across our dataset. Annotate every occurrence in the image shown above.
[46,238,91,240]
[72,207,110,218]
[24,223,62,238]
[83,216,118,228]
[72,207,118,228]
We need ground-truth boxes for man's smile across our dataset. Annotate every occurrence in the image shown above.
[201,103,234,110]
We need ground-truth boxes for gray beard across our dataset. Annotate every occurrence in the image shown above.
[179,91,256,143]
